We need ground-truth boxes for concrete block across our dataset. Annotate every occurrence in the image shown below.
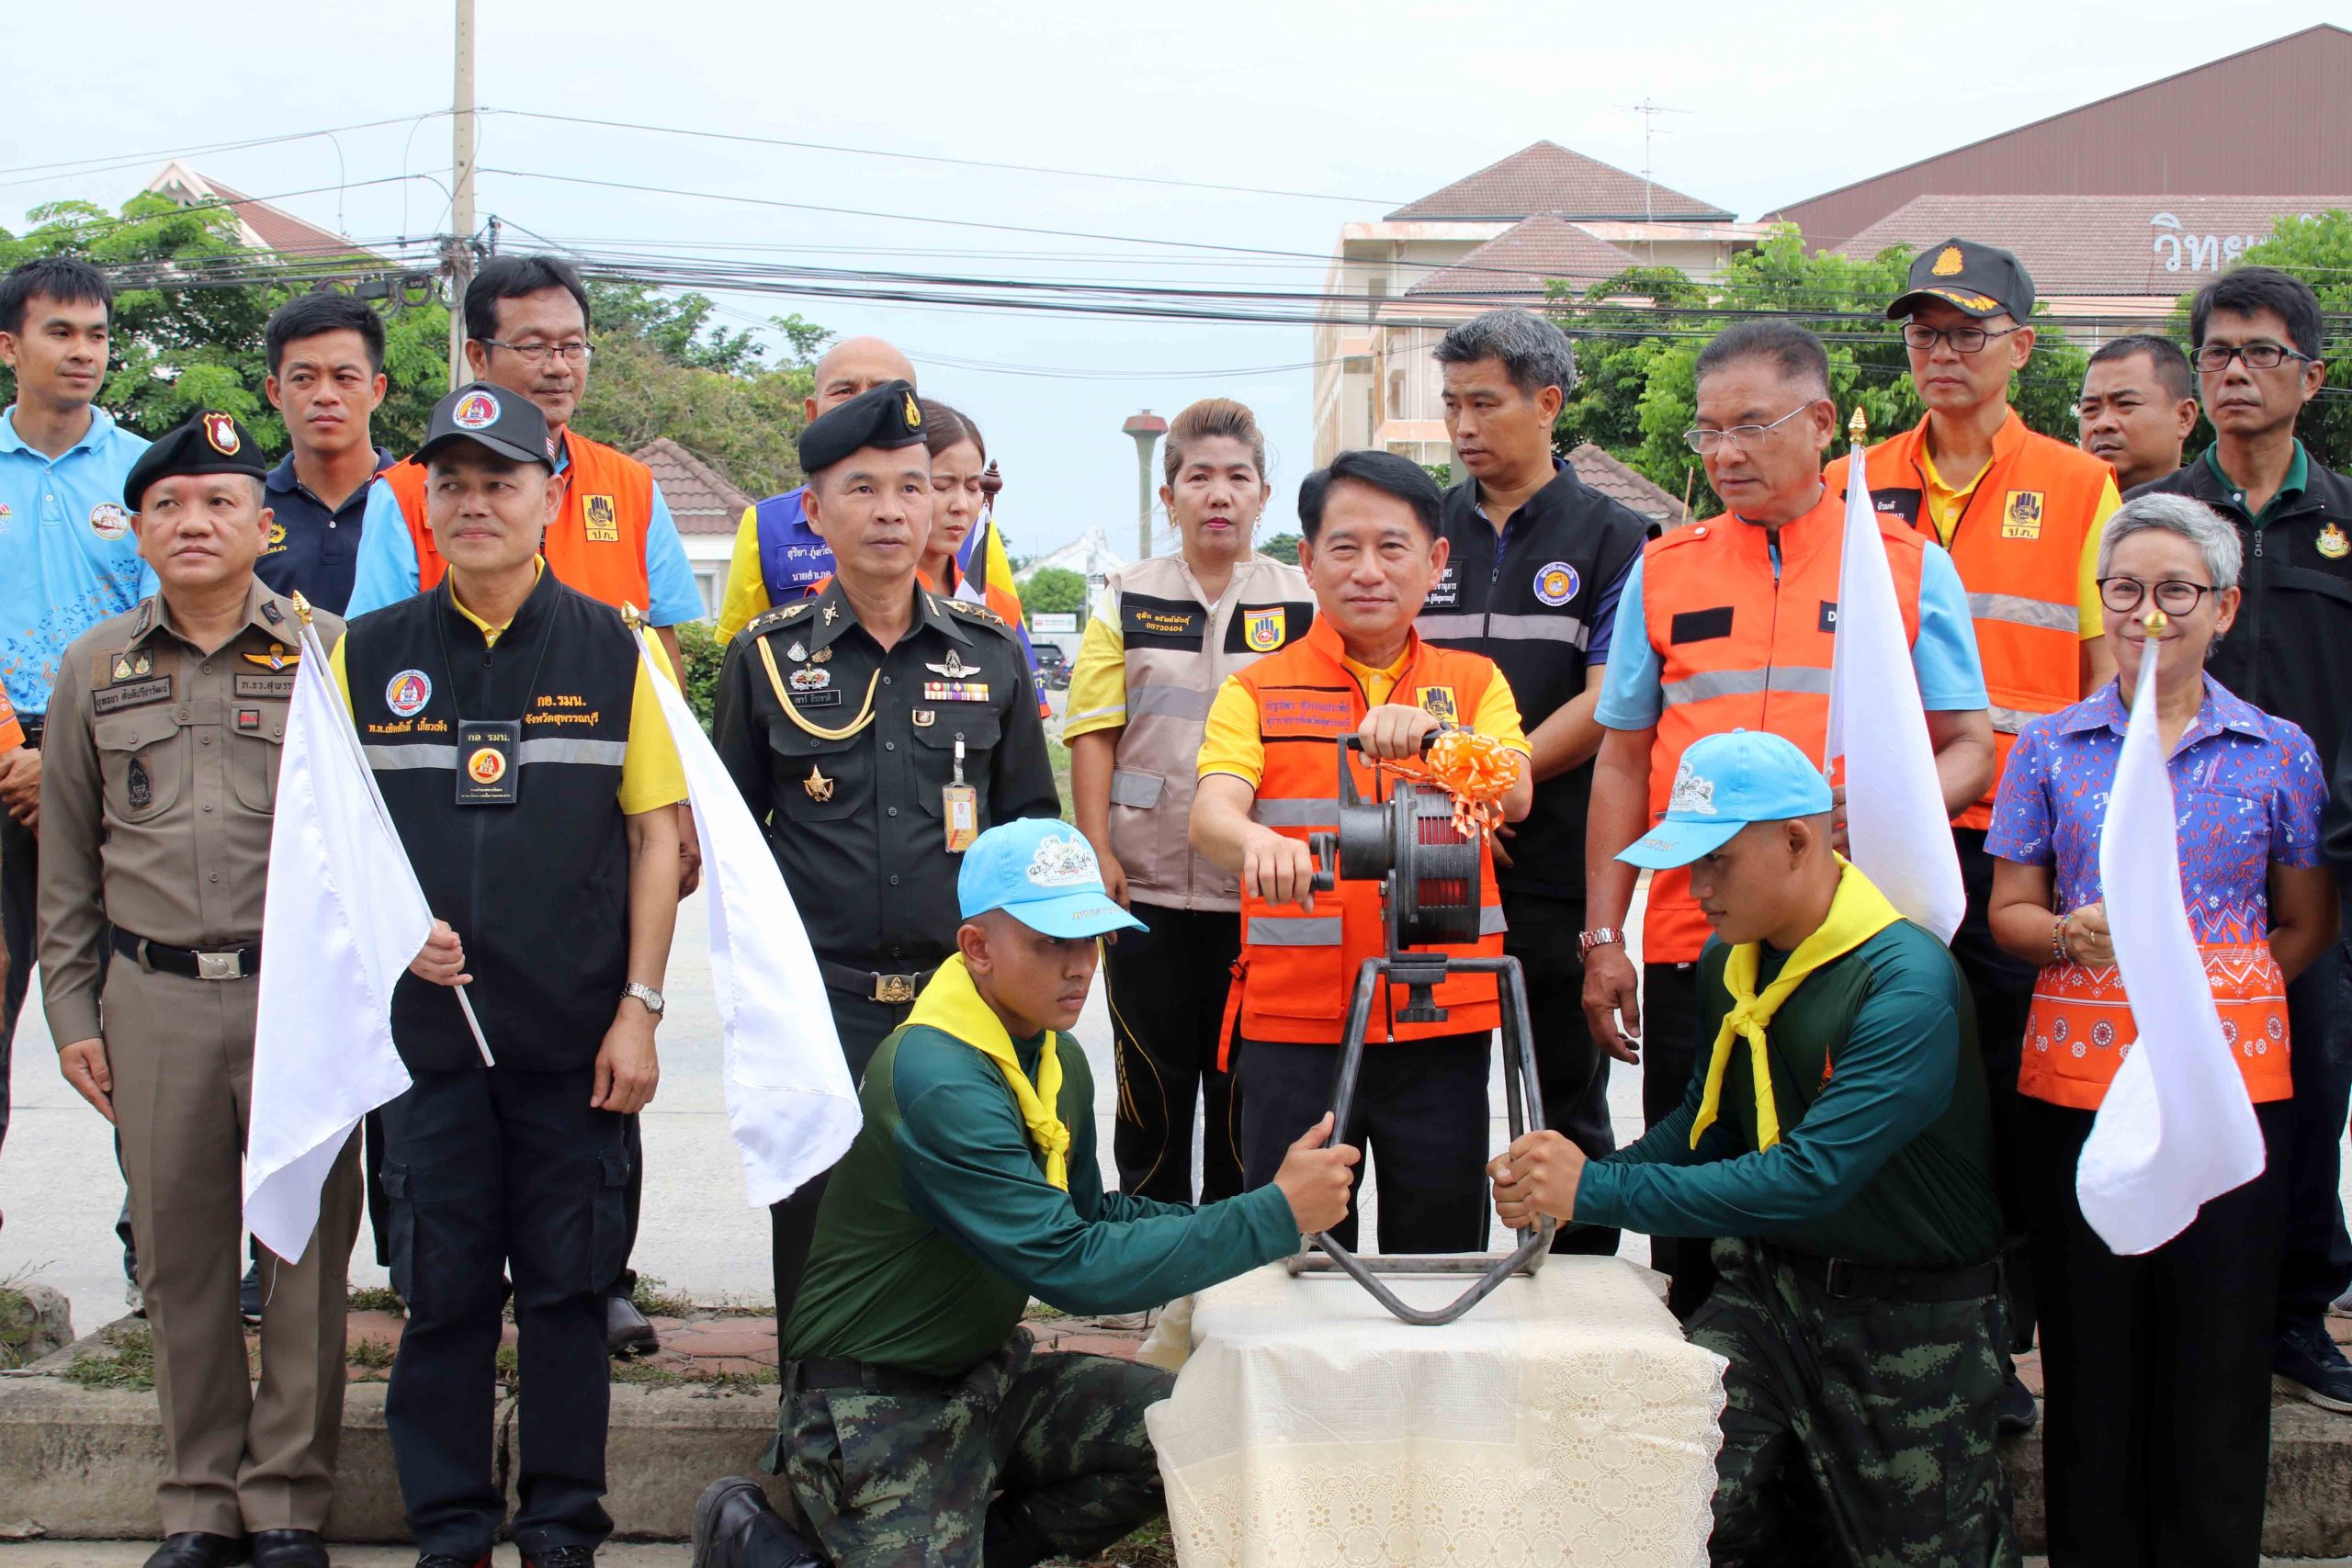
[600,1383,791,1540]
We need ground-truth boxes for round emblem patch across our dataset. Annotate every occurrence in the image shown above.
[467,747,508,785]
[1533,560,1580,607]
[385,669,433,717]
[88,502,130,540]
[452,389,502,429]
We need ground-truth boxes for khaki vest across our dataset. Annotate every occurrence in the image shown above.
[1103,553,1312,911]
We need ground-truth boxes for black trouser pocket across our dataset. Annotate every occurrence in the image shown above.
[588,1149,630,1296]
[380,1163,419,1310]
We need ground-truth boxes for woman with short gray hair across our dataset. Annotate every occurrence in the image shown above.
[1983,489,2336,1561]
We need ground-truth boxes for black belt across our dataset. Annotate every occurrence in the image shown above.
[1771,1247,2001,1304]
[113,928,261,982]
[784,1355,959,1398]
[819,960,938,1006]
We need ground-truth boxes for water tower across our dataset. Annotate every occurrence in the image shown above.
[1122,410,1169,559]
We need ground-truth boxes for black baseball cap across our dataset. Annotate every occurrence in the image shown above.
[798,378,925,477]
[416,382,555,469]
[1887,238,2036,323]
[124,412,268,510]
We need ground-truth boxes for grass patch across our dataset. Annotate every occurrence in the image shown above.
[1043,1516,1176,1568]
[1024,1302,1072,1322]
[347,1337,398,1371]
[1048,738,1073,823]
[62,1321,156,1392]
[631,1274,695,1319]
[346,1285,403,1314]
[610,1360,778,1394]
[0,1288,40,1371]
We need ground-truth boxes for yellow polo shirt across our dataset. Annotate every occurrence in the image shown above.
[1919,446,2117,641]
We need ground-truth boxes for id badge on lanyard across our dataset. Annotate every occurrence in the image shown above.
[944,737,978,852]
[458,721,522,806]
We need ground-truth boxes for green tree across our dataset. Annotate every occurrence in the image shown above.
[1259,531,1302,565]
[1020,567,1088,618]
[2182,209,2352,472]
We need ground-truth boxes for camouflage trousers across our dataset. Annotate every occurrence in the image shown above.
[771,1331,1172,1568]
[1692,1237,2020,1568]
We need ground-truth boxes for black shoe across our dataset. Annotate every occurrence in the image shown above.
[240,1259,265,1325]
[2275,1318,2352,1414]
[414,1555,490,1568]
[249,1530,326,1568]
[606,1292,659,1358]
[522,1548,598,1568]
[693,1476,821,1568]
[1995,1371,2038,1435]
[143,1534,249,1568]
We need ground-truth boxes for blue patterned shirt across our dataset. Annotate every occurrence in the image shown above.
[0,405,151,716]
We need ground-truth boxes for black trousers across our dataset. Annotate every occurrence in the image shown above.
[1103,905,1243,1205]
[379,1064,632,1557]
[771,989,910,1328]
[0,773,38,1155]
[2021,1094,2289,1568]
[2278,936,2352,1327]
[1951,830,2041,1354]
[1237,1033,1489,1255]
[1503,892,1618,1256]
[1641,961,1714,1317]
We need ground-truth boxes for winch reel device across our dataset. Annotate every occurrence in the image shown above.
[1281,733,1555,1325]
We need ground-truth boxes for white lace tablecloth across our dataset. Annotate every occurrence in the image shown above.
[1140,1258,1726,1567]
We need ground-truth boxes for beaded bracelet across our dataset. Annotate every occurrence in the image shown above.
[2051,913,2073,965]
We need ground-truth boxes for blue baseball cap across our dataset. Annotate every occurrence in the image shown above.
[957,819,1149,939]
[1618,730,1833,870]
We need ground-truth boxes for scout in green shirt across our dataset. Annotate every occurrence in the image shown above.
[1491,730,2016,1567]
[695,818,1359,1568]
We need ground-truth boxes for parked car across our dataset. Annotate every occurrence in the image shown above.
[1034,642,1071,690]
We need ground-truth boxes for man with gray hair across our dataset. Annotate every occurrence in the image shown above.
[1419,308,1649,1256]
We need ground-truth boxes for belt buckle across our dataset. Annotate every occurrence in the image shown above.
[197,951,243,982]
[874,973,916,1005]
[1823,1258,1855,1299]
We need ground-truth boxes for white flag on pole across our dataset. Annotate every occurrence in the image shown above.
[637,635,858,1205]
[244,622,434,1262]
[1826,441,1967,942]
[2076,659,2265,1254]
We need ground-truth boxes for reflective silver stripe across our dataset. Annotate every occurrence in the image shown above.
[1064,701,1126,725]
[1128,684,1214,721]
[364,745,457,771]
[1479,904,1509,936]
[1247,915,1344,946]
[1987,705,2038,736]
[1965,592,2075,633]
[1484,613,1589,649]
[1660,665,1834,706]
[1416,614,1486,640]
[519,738,629,766]
[1250,797,1340,826]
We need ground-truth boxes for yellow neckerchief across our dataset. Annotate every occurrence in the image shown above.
[907,953,1070,1190]
[1690,859,1903,1152]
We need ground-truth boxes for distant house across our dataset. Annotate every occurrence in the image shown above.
[634,438,752,621]
[1566,443,1688,529]
[144,161,376,259]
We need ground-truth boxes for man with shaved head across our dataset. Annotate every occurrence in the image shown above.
[715,334,920,641]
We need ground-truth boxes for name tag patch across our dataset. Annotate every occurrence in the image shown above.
[1261,691,1353,739]
[234,674,296,698]
[1122,593,1206,650]
[789,690,843,709]
[94,676,174,714]
[1668,607,1735,645]
[1818,601,1838,633]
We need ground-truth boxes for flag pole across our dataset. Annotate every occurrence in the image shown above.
[290,593,494,1067]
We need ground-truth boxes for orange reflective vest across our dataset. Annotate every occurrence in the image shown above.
[1221,618,1507,1056]
[1827,411,2108,829]
[381,429,658,611]
[1639,490,1926,964]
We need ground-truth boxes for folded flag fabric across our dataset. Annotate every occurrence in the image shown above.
[957,506,1050,716]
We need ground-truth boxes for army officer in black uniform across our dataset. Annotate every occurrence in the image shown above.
[711,379,1058,1325]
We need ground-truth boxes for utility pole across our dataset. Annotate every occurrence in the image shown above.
[1121,411,1168,560]
[446,0,477,391]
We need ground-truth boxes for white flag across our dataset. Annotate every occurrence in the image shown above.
[637,635,859,1205]
[245,622,433,1263]
[2076,660,2265,1254]
[1826,447,1967,942]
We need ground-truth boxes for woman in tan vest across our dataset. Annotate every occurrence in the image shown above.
[1068,399,1314,1202]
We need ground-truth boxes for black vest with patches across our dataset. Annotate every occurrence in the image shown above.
[344,570,638,1072]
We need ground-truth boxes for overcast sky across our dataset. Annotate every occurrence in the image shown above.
[4,0,2330,558]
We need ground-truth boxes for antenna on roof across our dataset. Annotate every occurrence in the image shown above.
[1616,99,1690,224]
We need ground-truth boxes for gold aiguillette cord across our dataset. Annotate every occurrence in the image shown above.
[759,634,879,740]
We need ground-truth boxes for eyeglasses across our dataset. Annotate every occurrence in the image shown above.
[478,339,593,365]
[1681,402,1813,456]
[2098,576,2219,616]
[2192,341,2315,374]
[1901,322,2023,355]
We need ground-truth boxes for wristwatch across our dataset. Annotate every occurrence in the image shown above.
[623,981,667,1020]
[1577,928,1626,957]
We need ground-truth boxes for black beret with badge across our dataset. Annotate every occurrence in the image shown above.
[122,411,267,510]
[416,381,556,469]
[797,378,926,476]
[1887,237,2037,323]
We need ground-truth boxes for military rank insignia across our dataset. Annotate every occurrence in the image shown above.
[111,649,153,682]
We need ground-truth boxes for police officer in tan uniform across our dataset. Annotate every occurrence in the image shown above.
[40,412,361,1568]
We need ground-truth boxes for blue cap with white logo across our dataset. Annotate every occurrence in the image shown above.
[1617,729,1833,870]
[957,819,1149,939]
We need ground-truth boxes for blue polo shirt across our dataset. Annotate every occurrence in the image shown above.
[254,446,393,615]
[346,434,702,624]
[0,404,152,717]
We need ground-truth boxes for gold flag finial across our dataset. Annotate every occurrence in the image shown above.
[2142,607,2169,634]
[290,591,314,628]
[1848,407,1869,446]
[620,601,643,632]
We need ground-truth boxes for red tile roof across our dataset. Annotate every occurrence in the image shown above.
[1837,193,2352,297]
[1388,141,1732,223]
[635,438,752,536]
[1567,443,1688,526]
[1404,214,1639,304]
[144,162,368,259]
